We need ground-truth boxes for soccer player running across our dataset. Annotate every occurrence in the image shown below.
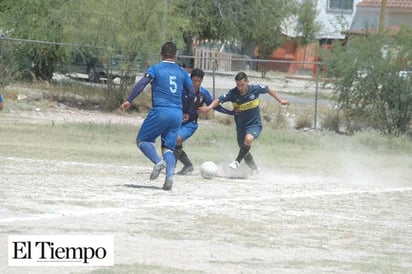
[120,41,195,191]
[0,93,4,110]
[198,71,289,174]
[174,68,233,175]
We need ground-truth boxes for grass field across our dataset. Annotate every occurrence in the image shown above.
[1,88,412,273]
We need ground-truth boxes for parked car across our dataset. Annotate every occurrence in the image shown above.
[399,66,412,80]
[57,50,107,83]
[103,52,145,80]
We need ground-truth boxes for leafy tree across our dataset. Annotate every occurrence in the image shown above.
[239,0,297,76]
[0,0,66,81]
[324,29,412,135]
[296,0,320,67]
[58,0,187,52]
[177,0,298,76]
[177,0,298,52]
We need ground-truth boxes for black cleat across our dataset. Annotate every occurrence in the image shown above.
[150,160,166,180]
[177,165,194,175]
[162,177,173,191]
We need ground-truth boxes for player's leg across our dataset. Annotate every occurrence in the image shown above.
[244,152,259,174]
[230,134,252,169]
[230,126,261,170]
[160,109,183,190]
[161,148,175,190]
[137,109,163,167]
[175,121,198,175]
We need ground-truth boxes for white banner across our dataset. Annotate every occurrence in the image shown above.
[8,235,114,266]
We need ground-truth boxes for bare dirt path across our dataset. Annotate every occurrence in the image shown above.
[1,154,411,274]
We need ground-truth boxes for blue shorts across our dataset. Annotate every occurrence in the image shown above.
[137,107,183,150]
[177,121,198,142]
[236,125,262,147]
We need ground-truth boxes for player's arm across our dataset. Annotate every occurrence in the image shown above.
[182,84,195,114]
[120,74,152,111]
[203,89,233,115]
[268,87,290,105]
[198,98,220,113]
[215,105,234,115]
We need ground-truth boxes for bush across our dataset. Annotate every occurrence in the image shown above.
[321,109,340,133]
[295,114,312,129]
[323,29,412,136]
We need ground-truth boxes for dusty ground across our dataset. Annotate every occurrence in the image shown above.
[0,80,411,273]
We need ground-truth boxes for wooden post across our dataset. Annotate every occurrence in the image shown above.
[379,0,388,34]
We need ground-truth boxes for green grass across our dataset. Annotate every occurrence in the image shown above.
[0,121,138,164]
[1,113,411,175]
[1,81,411,179]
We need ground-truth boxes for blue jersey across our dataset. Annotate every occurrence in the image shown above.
[218,84,269,131]
[127,60,194,150]
[146,61,193,109]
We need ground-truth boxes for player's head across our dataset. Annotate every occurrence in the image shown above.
[190,68,204,90]
[190,68,204,80]
[161,41,177,60]
[235,72,248,81]
[235,72,249,94]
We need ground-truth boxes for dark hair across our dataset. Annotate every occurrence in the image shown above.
[235,72,248,81]
[161,41,177,58]
[190,68,204,79]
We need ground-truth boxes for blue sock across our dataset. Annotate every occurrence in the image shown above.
[163,150,175,178]
[138,141,161,164]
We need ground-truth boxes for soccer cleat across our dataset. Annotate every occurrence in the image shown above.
[162,177,173,191]
[150,160,166,180]
[250,167,260,177]
[177,165,194,175]
[229,160,240,170]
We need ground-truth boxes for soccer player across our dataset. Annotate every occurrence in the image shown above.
[0,93,4,110]
[174,68,233,175]
[120,41,195,191]
[198,71,289,173]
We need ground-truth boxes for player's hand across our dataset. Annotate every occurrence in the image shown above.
[280,99,290,106]
[198,106,210,113]
[120,101,131,111]
[183,113,189,122]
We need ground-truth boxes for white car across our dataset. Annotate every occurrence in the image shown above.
[399,66,412,80]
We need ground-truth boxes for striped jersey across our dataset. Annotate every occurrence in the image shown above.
[218,84,269,130]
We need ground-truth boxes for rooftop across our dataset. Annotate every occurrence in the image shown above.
[357,0,412,9]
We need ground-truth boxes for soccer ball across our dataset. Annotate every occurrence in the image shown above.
[200,161,218,179]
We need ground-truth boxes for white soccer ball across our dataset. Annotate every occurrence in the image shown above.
[200,161,218,179]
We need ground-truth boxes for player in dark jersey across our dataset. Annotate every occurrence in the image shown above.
[199,71,289,174]
[174,68,233,175]
[120,41,195,191]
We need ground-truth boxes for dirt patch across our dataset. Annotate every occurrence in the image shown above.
[0,84,411,274]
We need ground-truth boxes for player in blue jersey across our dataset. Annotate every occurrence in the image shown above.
[0,93,4,110]
[174,68,233,175]
[199,71,289,173]
[120,41,195,191]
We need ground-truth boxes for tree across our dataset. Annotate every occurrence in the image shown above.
[177,0,298,76]
[58,0,188,53]
[0,0,66,81]
[324,29,412,135]
[296,0,320,71]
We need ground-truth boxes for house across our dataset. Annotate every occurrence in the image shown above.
[269,0,412,76]
[350,0,412,34]
[268,0,362,75]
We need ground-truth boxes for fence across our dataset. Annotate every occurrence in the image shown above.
[0,36,160,85]
[0,37,329,128]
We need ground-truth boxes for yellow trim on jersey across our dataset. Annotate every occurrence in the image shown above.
[232,98,259,111]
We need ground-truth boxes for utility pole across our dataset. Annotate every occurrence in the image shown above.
[379,0,388,34]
